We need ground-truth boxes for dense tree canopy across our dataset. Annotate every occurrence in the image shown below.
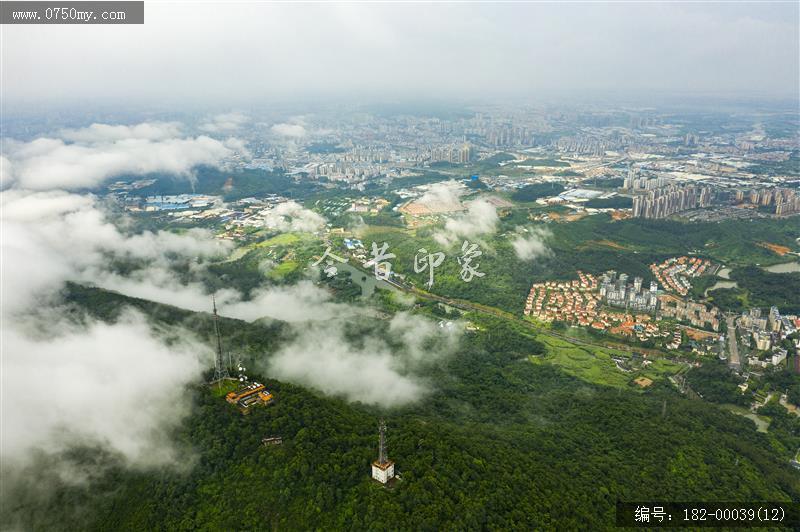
[4,288,799,531]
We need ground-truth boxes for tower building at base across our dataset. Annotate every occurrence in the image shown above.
[371,420,395,484]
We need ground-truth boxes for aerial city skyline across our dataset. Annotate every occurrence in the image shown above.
[1,1,799,529]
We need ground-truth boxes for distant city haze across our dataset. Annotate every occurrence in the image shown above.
[2,2,798,105]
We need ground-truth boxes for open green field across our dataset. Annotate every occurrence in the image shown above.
[267,260,299,279]
[209,378,239,397]
[531,334,683,388]
[256,232,303,247]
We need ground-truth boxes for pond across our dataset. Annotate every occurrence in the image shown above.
[704,280,738,297]
[763,261,800,273]
[726,405,770,433]
[336,261,397,298]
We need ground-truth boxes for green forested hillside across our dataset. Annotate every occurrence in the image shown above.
[5,287,799,531]
[362,214,800,314]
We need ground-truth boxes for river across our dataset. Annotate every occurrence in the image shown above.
[336,262,397,298]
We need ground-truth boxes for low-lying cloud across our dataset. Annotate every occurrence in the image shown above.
[1,189,333,324]
[271,122,307,138]
[511,227,552,261]
[220,281,358,322]
[418,182,499,247]
[261,200,326,232]
[1,189,230,315]
[416,181,464,211]
[58,121,184,142]
[266,312,460,407]
[199,112,249,133]
[434,199,499,247]
[0,188,229,471]
[2,312,207,469]
[1,121,241,191]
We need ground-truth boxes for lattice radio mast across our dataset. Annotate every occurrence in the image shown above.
[212,295,229,381]
[378,419,388,464]
[371,419,395,483]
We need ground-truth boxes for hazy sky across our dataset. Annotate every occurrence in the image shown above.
[2,1,799,105]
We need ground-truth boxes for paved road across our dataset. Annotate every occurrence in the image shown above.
[726,314,741,369]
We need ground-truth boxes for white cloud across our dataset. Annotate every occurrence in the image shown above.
[0,155,13,189]
[2,122,236,190]
[268,325,425,407]
[0,190,329,326]
[85,272,359,325]
[199,112,249,133]
[58,122,183,142]
[260,200,326,232]
[0,189,231,316]
[270,123,307,138]
[222,137,252,159]
[0,188,231,472]
[416,181,465,212]
[434,198,499,247]
[2,312,207,469]
[266,312,460,407]
[511,227,552,261]
[220,281,358,322]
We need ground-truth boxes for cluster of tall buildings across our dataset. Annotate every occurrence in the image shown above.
[599,271,659,313]
[738,307,800,369]
[622,173,668,191]
[658,294,720,331]
[480,126,533,147]
[629,115,662,129]
[429,143,473,164]
[739,307,785,337]
[734,188,800,216]
[554,135,621,156]
[311,161,385,181]
[342,146,391,163]
[625,181,798,220]
[632,184,712,219]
